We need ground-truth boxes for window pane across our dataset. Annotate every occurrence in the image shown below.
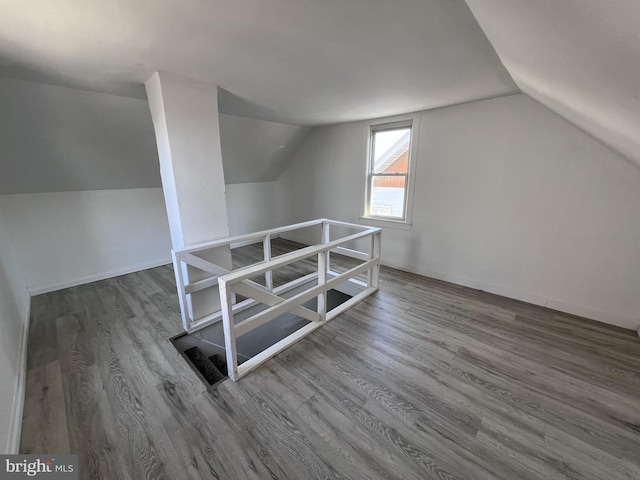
[373,128,410,174]
[370,176,406,218]
[373,175,407,188]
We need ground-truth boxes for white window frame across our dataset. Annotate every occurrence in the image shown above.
[361,114,420,229]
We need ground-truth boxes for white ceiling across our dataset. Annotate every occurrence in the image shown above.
[0,0,517,126]
[465,0,640,167]
[3,0,637,183]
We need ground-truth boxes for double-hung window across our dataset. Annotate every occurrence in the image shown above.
[364,119,415,223]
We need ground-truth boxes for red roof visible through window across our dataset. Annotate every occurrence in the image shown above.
[373,152,408,187]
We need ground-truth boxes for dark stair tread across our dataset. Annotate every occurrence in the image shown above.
[184,346,226,385]
[208,354,228,376]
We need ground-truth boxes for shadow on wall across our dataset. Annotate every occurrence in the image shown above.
[0,76,160,195]
[0,256,24,370]
[219,112,312,184]
[0,77,173,294]
[218,87,287,124]
[0,58,147,99]
[0,84,106,291]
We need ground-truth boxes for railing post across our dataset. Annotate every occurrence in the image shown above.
[317,251,328,321]
[172,252,191,332]
[322,221,331,273]
[219,278,239,381]
[368,231,381,290]
[263,234,273,292]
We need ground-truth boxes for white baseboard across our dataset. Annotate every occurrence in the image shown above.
[27,241,288,296]
[6,291,31,454]
[543,298,638,330]
[381,260,640,331]
[28,258,173,296]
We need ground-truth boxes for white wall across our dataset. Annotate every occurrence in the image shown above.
[0,188,172,294]
[0,182,282,296]
[0,209,28,453]
[145,73,231,253]
[276,94,640,330]
[226,182,278,237]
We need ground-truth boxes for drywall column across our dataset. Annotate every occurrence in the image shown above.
[145,72,231,324]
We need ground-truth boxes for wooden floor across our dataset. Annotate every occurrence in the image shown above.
[21,240,640,479]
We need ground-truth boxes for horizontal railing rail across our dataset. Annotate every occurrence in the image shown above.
[173,218,325,255]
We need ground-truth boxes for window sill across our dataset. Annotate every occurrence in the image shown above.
[359,216,413,230]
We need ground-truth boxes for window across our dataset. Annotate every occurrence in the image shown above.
[364,120,414,223]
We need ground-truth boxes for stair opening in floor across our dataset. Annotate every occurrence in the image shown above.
[172,288,352,387]
[172,219,381,381]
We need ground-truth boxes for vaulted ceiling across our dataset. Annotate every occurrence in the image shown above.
[0,77,311,194]
[0,0,638,182]
[465,0,640,166]
[0,0,516,126]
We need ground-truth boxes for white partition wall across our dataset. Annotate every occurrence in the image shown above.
[145,72,232,319]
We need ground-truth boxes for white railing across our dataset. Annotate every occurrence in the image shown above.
[172,218,382,381]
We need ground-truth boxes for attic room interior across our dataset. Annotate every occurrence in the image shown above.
[1,0,639,478]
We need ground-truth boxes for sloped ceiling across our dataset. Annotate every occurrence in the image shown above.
[220,114,310,184]
[465,0,640,167]
[0,77,310,193]
[0,77,161,194]
[8,1,636,188]
[0,0,517,126]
